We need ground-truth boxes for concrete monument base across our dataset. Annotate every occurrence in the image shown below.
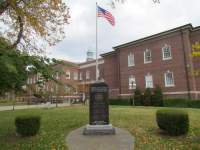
[66,126,134,150]
[83,124,115,135]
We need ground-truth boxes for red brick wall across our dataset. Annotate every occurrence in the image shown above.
[117,32,189,97]
[103,53,120,98]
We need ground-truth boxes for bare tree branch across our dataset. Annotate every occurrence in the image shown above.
[11,15,23,48]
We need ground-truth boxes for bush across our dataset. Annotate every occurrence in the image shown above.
[15,115,41,136]
[164,99,188,108]
[109,98,131,106]
[152,86,163,106]
[134,88,143,106]
[129,97,134,106]
[187,100,200,108]
[143,88,152,106]
[156,109,189,136]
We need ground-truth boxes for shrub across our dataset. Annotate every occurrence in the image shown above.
[156,109,189,136]
[188,100,200,108]
[152,86,163,106]
[129,97,134,106]
[143,88,152,106]
[109,98,131,106]
[134,88,143,106]
[15,115,41,136]
[164,99,188,108]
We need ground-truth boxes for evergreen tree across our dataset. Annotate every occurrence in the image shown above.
[143,88,152,106]
[134,88,143,106]
[152,85,163,106]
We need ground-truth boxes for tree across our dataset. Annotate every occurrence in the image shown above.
[152,85,163,106]
[0,0,70,52]
[134,87,143,106]
[190,42,200,76]
[0,38,61,96]
[143,88,152,106]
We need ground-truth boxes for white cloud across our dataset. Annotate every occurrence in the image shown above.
[48,0,200,62]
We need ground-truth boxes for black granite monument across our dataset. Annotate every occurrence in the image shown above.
[83,82,115,135]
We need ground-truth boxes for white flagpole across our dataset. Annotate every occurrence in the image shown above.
[95,2,99,81]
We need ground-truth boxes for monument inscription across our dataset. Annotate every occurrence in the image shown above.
[83,82,115,135]
[89,82,109,125]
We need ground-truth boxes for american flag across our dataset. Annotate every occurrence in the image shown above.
[97,6,115,26]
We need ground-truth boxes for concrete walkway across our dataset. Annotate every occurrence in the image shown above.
[66,126,134,150]
[0,103,70,111]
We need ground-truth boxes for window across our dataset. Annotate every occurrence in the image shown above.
[129,75,136,90]
[144,49,152,63]
[32,76,35,84]
[97,68,100,79]
[73,72,78,80]
[86,71,90,80]
[164,71,175,87]
[51,86,54,92]
[27,78,30,84]
[128,52,135,67]
[145,73,153,88]
[162,44,172,60]
[65,85,71,93]
[79,72,82,80]
[30,78,32,84]
[55,84,58,92]
[66,71,70,79]
[56,72,59,80]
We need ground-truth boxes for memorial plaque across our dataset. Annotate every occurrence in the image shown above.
[89,82,109,125]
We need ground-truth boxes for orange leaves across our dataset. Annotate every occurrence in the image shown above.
[0,0,70,53]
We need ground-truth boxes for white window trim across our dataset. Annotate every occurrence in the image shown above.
[145,73,153,88]
[86,71,90,80]
[66,71,70,80]
[144,49,152,64]
[128,52,135,67]
[79,72,82,80]
[73,72,78,80]
[164,71,175,87]
[56,72,59,80]
[162,44,172,60]
[129,75,136,90]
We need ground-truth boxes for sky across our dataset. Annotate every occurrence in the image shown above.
[47,0,200,63]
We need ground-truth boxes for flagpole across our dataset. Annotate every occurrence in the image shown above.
[95,2,98,81]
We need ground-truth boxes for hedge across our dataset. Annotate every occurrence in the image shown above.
[15,115,41,136]
[164,99,200,108]
[109,98,132,106]
[187,100,200,108]
[156,109,189,136]
[163,99,188,108]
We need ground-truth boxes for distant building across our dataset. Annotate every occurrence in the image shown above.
[27,24,200,100]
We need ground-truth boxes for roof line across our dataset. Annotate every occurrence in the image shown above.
[113,23,193,50]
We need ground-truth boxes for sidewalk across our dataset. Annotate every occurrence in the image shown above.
[0,103,71,111]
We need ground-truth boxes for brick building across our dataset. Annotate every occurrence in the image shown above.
[27,24,200,100]
[102,24,200,99]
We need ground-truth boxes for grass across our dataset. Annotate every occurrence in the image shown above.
[0,106,200,150]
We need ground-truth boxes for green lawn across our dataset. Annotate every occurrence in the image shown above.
[0,106,200,150]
